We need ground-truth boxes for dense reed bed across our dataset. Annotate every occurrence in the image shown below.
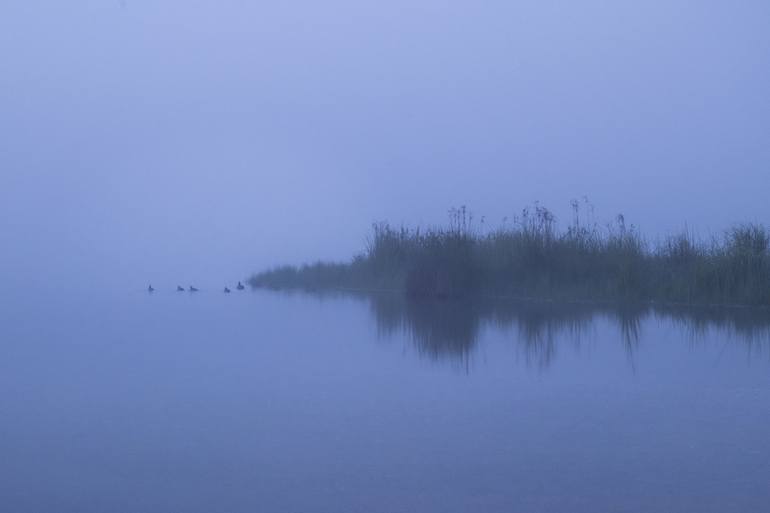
[250,204,770,306]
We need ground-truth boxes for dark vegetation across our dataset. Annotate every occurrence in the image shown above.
[250,202,770,307]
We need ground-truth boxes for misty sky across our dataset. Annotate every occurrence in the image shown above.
[2,1,769,288]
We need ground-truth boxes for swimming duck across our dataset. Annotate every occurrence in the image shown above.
[189,286,199,292]
[224,287,231,293]
[236,281,245,290]
[177,285,185,292]
[148,284,154,292]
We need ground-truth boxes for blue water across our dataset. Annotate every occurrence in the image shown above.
[1,289,768,512]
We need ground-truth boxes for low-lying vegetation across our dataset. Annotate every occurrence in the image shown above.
[250,203,770,307]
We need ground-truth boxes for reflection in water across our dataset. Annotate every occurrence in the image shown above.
[363,294,770,368]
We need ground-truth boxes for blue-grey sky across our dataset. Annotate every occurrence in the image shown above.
[2,1,769,287]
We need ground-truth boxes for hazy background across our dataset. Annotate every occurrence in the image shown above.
[2,1,769,289]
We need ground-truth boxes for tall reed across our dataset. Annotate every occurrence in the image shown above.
[250,203,770,306]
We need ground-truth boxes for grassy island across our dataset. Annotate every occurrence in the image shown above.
[250,205,770,307]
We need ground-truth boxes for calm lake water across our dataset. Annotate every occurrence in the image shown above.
[1,289,769,512]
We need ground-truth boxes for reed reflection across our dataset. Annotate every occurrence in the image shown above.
[364,295,770,368]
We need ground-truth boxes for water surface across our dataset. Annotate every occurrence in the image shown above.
[1,289,768,512]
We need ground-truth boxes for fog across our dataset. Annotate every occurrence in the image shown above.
[2,1,769,289]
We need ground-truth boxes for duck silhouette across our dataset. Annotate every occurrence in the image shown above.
[189,286,199,292]
[148,284,154,292]
[177,285,185,292]
[236,281,245,290]
[224,287,231,293]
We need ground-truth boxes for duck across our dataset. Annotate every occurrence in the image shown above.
[189,286,199,292]
[224,287,231,293]
[177,285,185,292]
[236,281,245,290]
[148,284,154,292]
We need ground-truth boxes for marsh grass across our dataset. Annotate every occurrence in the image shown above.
[250,203,770,307]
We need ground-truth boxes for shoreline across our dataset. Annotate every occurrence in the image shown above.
[250,205,770,307]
